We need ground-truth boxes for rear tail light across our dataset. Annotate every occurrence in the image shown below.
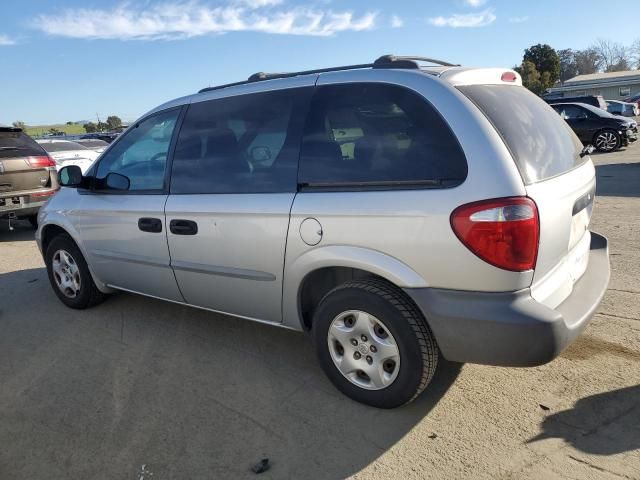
[26,156,57,168]
[31,190,57,198]
[450,197,539,272]
[501,71,517,82]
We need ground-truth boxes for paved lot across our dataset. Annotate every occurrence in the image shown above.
[1,145,639,480]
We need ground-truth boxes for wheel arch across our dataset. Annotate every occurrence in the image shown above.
[282,245,428,331]
[40,221,113,294]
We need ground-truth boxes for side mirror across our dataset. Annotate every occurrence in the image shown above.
[105,172,130,191]
[58,165,83,187]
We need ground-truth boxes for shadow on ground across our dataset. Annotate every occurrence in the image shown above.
[595,162,640,198]
[0,218,36,242]
[528,385,640,455]
[0,267,461,479]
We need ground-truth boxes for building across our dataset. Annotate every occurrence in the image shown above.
[545,70,640,100]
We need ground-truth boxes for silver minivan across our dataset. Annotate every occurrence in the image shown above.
[37,56,610,408]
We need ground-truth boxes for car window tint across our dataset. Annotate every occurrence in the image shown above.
[170,87,311,194]
[298,83,467,188]
[0,131,47,159]
[95,109,179,191]
[460,85,585,184]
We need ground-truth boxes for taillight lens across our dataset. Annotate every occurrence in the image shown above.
[450,197,539,272]
[26,156,57,168]
[501,71,517,82]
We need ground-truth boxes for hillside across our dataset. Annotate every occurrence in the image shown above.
[24,123,86,137]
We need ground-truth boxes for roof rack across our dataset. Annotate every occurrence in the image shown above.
[198,54,459,93]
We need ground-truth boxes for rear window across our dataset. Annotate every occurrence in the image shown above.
[459,85,586,184]
[39,141,90,153]
[77,139,108,148]
[0,130,47,159]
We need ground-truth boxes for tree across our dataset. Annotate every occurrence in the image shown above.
[516,61,544,95]
[574,48,601,75]
[630,39,640,69]
[106,115,122,130]
[12,121,26,129]
[558,49,578,83]
[523,44,561,86]
[96,121,109,131]
[66,121,74,125]
[592,39,632,72]
[83,122,98,133]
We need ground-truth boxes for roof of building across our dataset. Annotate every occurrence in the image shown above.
[565,70,640,85]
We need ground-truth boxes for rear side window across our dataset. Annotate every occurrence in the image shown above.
[170,87,312,194]
[461,85,586,184]
[0,130,47,159]
[299,83,467,189]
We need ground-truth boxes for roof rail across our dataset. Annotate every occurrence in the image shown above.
[198,54,458,93]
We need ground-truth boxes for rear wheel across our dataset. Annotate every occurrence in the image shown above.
[594,129,621,152]
[45,234,106,309]
[312,279,438,408]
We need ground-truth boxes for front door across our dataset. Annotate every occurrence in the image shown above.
[165,84,313,323]
[75,107,184,301]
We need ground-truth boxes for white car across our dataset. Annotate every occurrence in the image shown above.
[36,139,100,174]
[75,139,110,154]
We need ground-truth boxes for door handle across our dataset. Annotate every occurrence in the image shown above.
[138,217,163,233]
[170,219,198,235]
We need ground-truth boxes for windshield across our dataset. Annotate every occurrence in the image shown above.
[39,141,90,153]
[459,85,587,184]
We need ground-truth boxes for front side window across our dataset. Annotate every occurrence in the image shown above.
[95,108,180,191]
[298,83,467,188]
[170,87,311,194]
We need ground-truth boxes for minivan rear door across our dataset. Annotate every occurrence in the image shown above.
[459,85,596,308]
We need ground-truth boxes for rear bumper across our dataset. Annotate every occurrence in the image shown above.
[404,232,610,367]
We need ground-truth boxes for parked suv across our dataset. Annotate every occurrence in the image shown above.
[551,102,638,152]
[0,126,59,227]
[37,56,610,408]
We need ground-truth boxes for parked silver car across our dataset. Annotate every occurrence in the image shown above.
[36,55,610,408]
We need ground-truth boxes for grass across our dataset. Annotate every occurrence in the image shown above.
[24,123,86,137]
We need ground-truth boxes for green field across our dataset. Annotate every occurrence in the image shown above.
[24,123,86,137]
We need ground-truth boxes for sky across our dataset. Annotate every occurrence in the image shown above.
[1,0,639,125]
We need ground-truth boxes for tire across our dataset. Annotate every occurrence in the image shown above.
[594,129,621,152]
[27,215,38,229]
[45,234,106,309]
[312,279,438,408]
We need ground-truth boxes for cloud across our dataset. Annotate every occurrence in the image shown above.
[390,15,403,28]
[463,0,487,6]
[0,34,16,46]
[429,9,495,28]
[32,1,377,40]
[508,16,529,23]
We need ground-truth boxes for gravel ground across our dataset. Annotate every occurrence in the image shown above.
[0,144,638,479]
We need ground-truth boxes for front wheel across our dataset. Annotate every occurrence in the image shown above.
[594,129,621,152]
[45,234,106,309]
[312,279,438,408]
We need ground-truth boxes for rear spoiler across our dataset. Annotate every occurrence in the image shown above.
[437,68,523,87]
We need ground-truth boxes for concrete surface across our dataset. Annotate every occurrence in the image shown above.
[0,145,639,480]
